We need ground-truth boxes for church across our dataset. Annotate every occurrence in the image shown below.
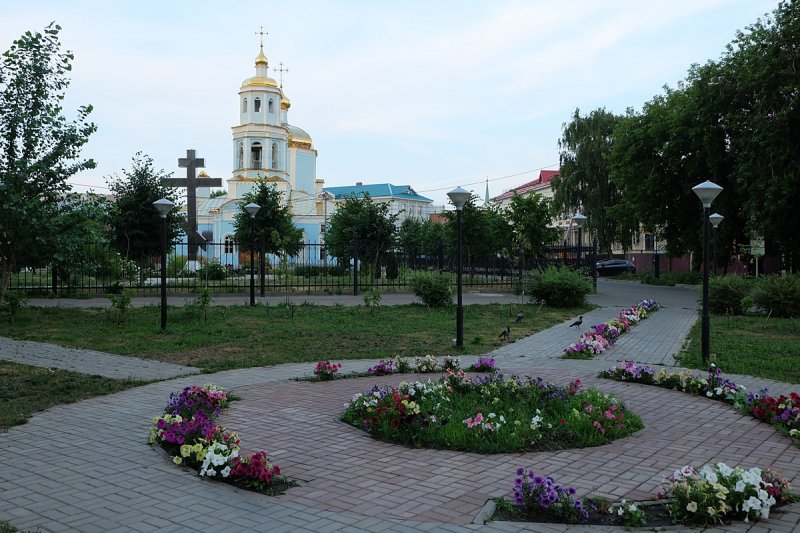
[183,40,434,268]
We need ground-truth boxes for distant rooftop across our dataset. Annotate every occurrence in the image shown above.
[492,170,558,202]
[324,183,433,203]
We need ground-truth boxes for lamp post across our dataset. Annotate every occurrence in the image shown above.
[244,202,261,306]
[447,186,471,348]
[572,213,587,269]
[692,180,723,365]
[319,191,334,265]
[153,198,175,331]
[709,213,724,275]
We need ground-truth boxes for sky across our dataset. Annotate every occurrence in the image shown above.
[2,0,778,207]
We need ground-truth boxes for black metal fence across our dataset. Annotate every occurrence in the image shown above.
[8,241,596,297]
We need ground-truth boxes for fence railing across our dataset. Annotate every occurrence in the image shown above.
[8,241,596,297]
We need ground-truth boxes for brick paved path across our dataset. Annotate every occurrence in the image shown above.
[2,280,800,532]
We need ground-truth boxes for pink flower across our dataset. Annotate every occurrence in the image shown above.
[474,413,484,424]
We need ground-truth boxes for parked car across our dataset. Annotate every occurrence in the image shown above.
[595,259,636,277]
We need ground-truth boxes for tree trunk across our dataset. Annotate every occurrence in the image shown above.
[0,258,15,303]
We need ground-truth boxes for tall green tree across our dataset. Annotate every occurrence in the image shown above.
[506,193,560,258]
[397,218,448,258]
[0,23,96,298]
[326,193,398,280]
[554,108,637,255]
[106,153,183,267]
[232,181,302,256]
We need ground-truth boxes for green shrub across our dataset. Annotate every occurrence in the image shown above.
[197,260,227,281]
[526,267,591,307]
[753,273,800,318]
[295,265,325,277]
[186,287,213,322]
[1,291,27,320]
[385,253,399,281]
[709,275,751,315]
[168,255,189,277]
[410,271,453,308]
[108,289,132,324]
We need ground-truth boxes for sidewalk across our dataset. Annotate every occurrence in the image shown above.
[3,281,800,532]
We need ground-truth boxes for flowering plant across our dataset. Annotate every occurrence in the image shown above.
[165,384,229,419]
[442,355,461,371]
[313,360,342,380]
[414,355,438,373]
[367,359,396,376]
[663,462,785,525]
[512,468,588,523]
[230,451,282,492]
[563,300,659,359]
[612,499,646,529]
[563,333,610,358]
[393,356,413,373]
[469,356,495,372]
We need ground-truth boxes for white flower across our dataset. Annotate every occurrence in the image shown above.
[734,480,747,492]
[716,463,733,478]
[628,504,637,512]
[686,501,698,512]
[700,465,718,484]
[221,466,231,478]
[617,507,624,516]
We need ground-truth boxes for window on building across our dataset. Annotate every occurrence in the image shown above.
[224,235,235,254]
[644,233,654,251]
[237,143,243,169]
[254,98,261,112]
[271,143,278,169]
[268,99,274,113]
[251,142,262,169]
[242,98,247,112]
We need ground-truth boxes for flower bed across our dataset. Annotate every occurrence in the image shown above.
[599,362,800,447]
[494,463,794,527]
[300,355,496,381]
[148,384,294,494]
[340,371,643,453]
[563,299,660,359]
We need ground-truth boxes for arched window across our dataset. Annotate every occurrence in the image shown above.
[237,143,243,169]
[224,235,235,254]
[268,99,274,113]
[271,143,278,169]
[251,142,262,169]
[241,98,247,113]
[254,97,261,112]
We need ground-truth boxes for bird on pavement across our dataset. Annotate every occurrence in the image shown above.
[569,316,583,328]
[515,312,524,323]
[499,326,510,342]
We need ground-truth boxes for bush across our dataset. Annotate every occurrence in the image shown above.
[197,260,227,281]
[410,271,453,308]
[753,273,800,318]
[526,267,592,307]
[1,291,27,319]
[385,253,399,281]
[709,275,751,315]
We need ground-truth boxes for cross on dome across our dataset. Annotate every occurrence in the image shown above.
[275,62,289,88]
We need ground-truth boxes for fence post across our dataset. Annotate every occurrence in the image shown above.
[352,240,359,296]
[259,235,266,297]
[51,265,58,296]
[591,241,598,292]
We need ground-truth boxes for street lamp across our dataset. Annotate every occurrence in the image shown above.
[153,198,175,331]
[319,191,334,265]
[692,180,723,365]
[447,186,471,348]
[572,213,587,268]
[244,202,261,306]
[709,213,724,276]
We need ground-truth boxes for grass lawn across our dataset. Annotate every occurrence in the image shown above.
[677,314,800,383]
[0,360,144,432]
[0,302,590,373]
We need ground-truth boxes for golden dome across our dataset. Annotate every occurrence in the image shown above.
[286,124,312,147]
[255,46,269,67]
[281,95,291,110]
[242,76,278,88]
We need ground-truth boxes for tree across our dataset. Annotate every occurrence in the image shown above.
[398,218,448,259]
[0,23,96,298]
[51,192,111,287]
[106,153,183,271]
[554,108,637,255]
[506,193,560,259]
[325,193,398,280]
[232,180,302,257]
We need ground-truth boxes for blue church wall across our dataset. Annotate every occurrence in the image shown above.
[295,151,315,193]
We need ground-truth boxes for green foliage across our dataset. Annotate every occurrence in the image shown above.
[187,287,213,322]
[507,193,559,258]
[197,260,226,281]
[326,193,398,280]
[526,267,592,307]
[294,264,347,277]
[168,255,189,277]
[385,253,399,280]
[1,291,27,320]
[106,153,183,265]
[0,23,97,300]
[555,108,637,255]
[232,180,302,256]
[410,271,453,308]
[443,195,512,261]
[753,273,800,318]
[709,275,751,315]
[397,218,447,258]
[107,289,132,324]
[362,288,382,311]
[640,271,702,286]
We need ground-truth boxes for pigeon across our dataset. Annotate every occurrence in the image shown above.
[569,316,583,328]
[515,312,524,323]
[498,326,510,341]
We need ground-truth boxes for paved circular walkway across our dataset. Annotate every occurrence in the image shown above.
[2,280,800,532]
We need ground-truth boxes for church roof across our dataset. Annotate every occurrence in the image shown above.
[324,184,433,203]
[286,124,312,147]
[491,170,559,202]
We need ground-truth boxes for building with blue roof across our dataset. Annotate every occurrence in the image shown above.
[323,182,434,225]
